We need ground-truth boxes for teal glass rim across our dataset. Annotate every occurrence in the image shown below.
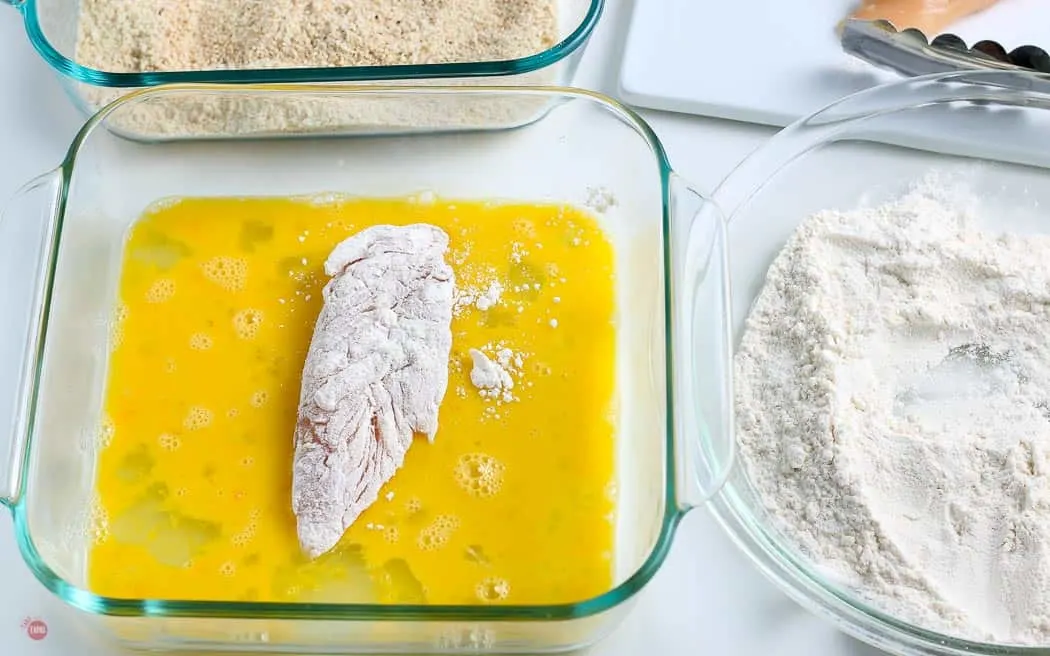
[3,83,690,623]
[6,0,604,87]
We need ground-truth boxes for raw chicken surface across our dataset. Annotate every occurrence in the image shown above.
[848,0,1003,34]
[292,224,454,559]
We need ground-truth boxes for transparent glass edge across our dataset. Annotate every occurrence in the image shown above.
[713,70,1050,218]
[20,0,603,88]
[0,170,64,509]
[11,83,687,623]
[707,487,1030,655]
[666,176,736,510]
[13,506,683,622]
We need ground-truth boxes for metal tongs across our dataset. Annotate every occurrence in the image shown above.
[841,18,1050,84]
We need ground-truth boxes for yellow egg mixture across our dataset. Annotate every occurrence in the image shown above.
[89,196,618,605]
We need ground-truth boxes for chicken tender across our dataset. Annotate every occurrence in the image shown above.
[292,224,454,559]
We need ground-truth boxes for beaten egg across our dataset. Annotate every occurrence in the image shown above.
[89,195,618,605]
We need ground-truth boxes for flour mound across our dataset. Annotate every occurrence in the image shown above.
[736,180,1050,643]
[469,349,513,398]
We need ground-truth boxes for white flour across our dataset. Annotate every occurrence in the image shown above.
[468,345,529,420]
[469,346,527,399]
[735,180,1050,643]
[456,280,503,315]
[469,349,514,400]
[474,282,503,311]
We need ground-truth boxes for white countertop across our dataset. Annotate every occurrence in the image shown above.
[0,2,880,654]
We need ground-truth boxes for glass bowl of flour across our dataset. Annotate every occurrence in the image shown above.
[703,69,1050,655]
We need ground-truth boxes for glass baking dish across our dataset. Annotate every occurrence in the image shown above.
[704,70,1050,656]
[1,0,602,126]
[0,85,734,653]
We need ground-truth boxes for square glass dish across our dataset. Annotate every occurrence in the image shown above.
[0,85,733,654]
[1,0,602,132]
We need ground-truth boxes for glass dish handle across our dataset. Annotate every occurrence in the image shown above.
[668,175,735,510]
[0,170,64,509]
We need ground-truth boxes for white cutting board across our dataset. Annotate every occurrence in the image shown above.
[618,0,1050,127]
